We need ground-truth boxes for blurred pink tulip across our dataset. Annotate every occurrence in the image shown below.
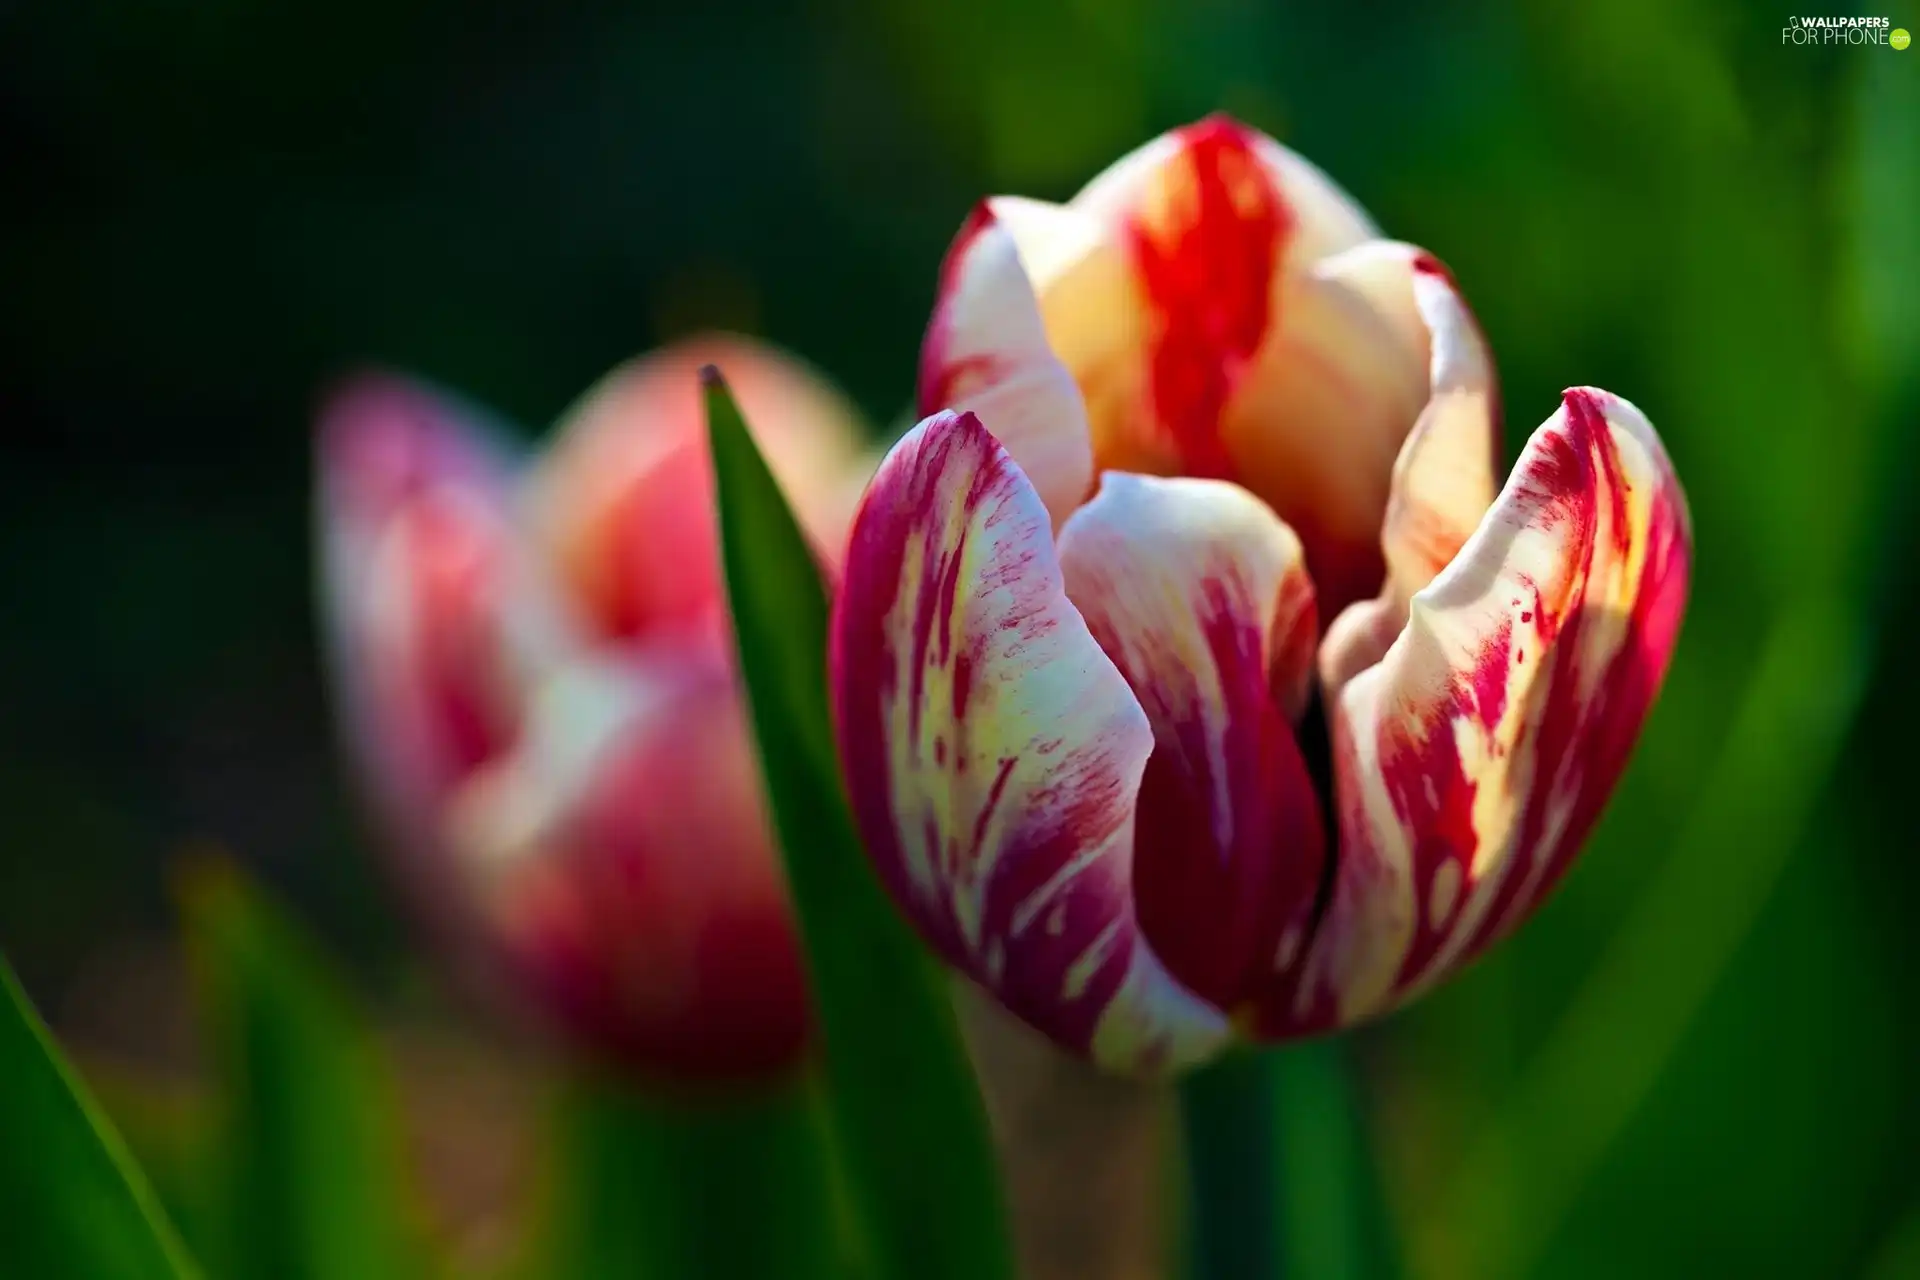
[831,116,1692,1075]
[318,335,867,1080]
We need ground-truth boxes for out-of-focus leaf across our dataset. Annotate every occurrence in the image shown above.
[0,958,199,1278]
[535,1073,845,1280]
[1865,1200,1920,1280]
[178,859,418,1280]
[80,1060,223,1270]
[705,370,1015,1280]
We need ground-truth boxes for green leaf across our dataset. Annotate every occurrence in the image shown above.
[82,1061,224,1271]
[705,369,1015,1280]
[0,957,200,1278]
[535,1072,847,1280]
[178,859,419,1280]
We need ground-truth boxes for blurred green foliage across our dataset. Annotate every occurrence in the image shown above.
[2,0,1916,1276]
[178,861,420,1280]
[531,1072,844,1279]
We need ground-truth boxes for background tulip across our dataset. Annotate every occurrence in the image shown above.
[837,117,1692,1076]
[318,335,867,1081]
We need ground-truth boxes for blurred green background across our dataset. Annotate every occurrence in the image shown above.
[2,1,1916,1276]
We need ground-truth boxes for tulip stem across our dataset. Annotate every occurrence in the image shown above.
[1179,1048,1280,1279]
[540,1072,845,1279]
[1181,1042,1397,1280]
[1270,1039,1400,1280]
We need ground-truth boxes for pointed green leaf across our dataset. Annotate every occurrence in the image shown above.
[0,958,200,1278]
[179,860,419,1280]
[705,370,1014,1280]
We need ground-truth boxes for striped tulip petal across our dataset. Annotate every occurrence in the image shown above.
[830,411,1230,1075]
[1293,388,1692,1032]
[920,201,1102,527]
[317,376,551,837]
[1072,113,1380,267]
[1087,115,1309,487]
[1318,245,1503,696]
[1334,245,1500,598]
[1057,473,1324,1017]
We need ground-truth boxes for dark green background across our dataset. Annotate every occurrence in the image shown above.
[3,2,1916,1275]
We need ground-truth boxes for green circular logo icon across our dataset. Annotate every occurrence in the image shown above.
[1894,27,1912,49]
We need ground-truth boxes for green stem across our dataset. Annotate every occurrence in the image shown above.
[1270,1039,1398,1280]
[1179,1049,1279,1280]
[541,1072,844,1280]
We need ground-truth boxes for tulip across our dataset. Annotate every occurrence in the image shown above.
[831,116,1692,1076]
[318,335,867,1080]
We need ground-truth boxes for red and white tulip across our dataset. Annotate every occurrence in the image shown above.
[832,116,1692,1075]
[318,335,867,1080]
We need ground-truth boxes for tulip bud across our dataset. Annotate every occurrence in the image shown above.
[318,335,868,1080]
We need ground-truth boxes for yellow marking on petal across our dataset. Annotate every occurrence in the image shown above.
[878,487,1020,956]
[1273,924,1303,973]
[1064,918,1126,1003]
[1427,858,1462,932]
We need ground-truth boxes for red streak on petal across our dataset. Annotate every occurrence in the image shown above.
[399,500,520,781]
[1127,116,1292,480]
[906,522,971,747]
[1408,251,1452,284]
[1471,617,1515,732]
[971,756,1020,860]
[951,650,975,722]
[1376,690,1482,988]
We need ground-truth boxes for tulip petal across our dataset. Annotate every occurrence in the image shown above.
[317,377,554,836]
[482,658,812,1080]
[1317,246,1503,695]
[1103,116,1301,485]
[1291,388,1691,1032]
[831,410,1230,1074]
[919,202,1098,527]
[1216,260,1431,617]
[1335,246,1500,595]
[1072,114,1380,267]
[1056,473,1325,1016]
[1055,117,1431,619]
[530,335,866,643]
